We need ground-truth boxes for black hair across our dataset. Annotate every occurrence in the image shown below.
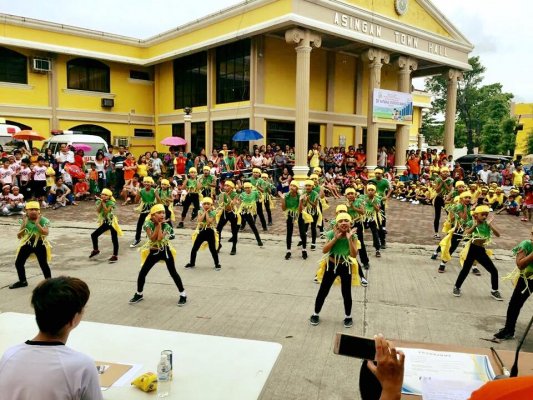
[31,276,90,336]
[359,360,382,400]
[37,156,45,162]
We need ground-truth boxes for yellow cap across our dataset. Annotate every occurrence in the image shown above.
[304,179,314,186]
[313,167,322,173]
[472,205,491,214]
[243,182,253,188]
[252,168,261,174]
[188,167,197,174]
[510,188,519,194]
[149,204,165,215]
[459,191,472,199]
[367,184,376,191]
[261,173,268,179]
[203,166,211,172]
[224,181,235,188]
[374,168,383,174]
[101,188,113,197]
[202,197,213,204]
[289,181,299,188]
[336,212,352,223]
[496,187,503,192]
[143,176,154,184]
[455,180,465,188]
[310,174,319,180]
[336,204,348,213]
[345,188,356,195]
[440,167,450,172]
[488,189,495,193]
[25,201,40,210]
[160,179,170,186]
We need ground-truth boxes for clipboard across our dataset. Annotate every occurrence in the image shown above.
[95,361,133,388]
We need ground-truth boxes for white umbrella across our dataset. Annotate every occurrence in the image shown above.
[0,124,21,135]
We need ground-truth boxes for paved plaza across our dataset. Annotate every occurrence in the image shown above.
[0,199,532,399]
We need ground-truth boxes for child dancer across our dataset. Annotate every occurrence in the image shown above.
[494,226,533,340]
[216,180,240,255]
[178,167,200,228]
[238,182,263,247]
[360,184,384,257]
[300,179,321,251]
[246,168,268,231]
[432,167,454,239]
[129,204,187,305]
[156,179,175,239]
[346,188,370,273]
[184,197,220,270]
[198,166,216,199]
[9,201,52,289]
[452,205,503,301]
[130,177,156,248]
[260,172,274,226]
[281,181,304,260]
[310,212,360,328]
[90,188,123,263]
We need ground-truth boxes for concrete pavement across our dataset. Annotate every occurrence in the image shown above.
[0,200,532,400]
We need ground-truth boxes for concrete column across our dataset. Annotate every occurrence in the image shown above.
[394,56,417,174]
[184,114,192,153]
[443,69,463,157]
[48,58,59,130]
[362,48,389,171]
[417,133,424,150]
[285,28,321,179]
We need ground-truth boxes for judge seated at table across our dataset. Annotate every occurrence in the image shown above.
[0,276,103,400]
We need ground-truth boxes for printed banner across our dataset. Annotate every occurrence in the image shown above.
[372,88,413,124]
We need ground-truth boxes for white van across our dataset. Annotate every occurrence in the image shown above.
[0,132,30,155]
[41,133,109,164]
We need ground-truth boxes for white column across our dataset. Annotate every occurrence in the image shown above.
[443,69,463,157]
[184,114,192,153]
[394,56,417,174]
[285,28,321,179]
[362,48,389,172]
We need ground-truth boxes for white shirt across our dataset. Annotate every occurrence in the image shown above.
[0,167,14,184]
[478,169,490,184]
[55,150,75,164]
[32,165,47,181]
[0,342,103,400]
[377,151,387,167]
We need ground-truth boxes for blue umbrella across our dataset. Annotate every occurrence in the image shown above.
[232,129,263,141]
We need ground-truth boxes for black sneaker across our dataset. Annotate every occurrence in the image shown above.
[108,255,118,264]
[433,233,440,239]
[257,240,263,247]
[9,281,28,289]
[494,328,514,341]
[129,239,141,248]
[438,264,445,273]
[431,252,438,260]
[302,250,308,260]
[169,235,175,240]
[214,264,221,271]
[452,287,461,297]
[363,263,370,270]
[230,248,236,255]
[310,315,320,326]
[472,267,481,276]
[285,252,291,260]
[343,317,353,328]
[310,244,316,251]
[89,249,100,258]
[360,277,368,287]
[177,295,187,307]
[375,250,381,258]
[129,293,143,304]
[178,222,184,228]
[184,263,195,269]
[491,290,503,301]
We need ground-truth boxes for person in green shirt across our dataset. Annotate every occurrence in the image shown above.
[129,204,187,306]
[310,212,359,328]
[494,226,533,340]
[260,172,274,226]
[433,167,454,239]
[155,179,175,239]
[360,184,384,257]
[89,188,123,263]
[198,165,216,199]
[453,205,502,300]
[238,182,263,247]
[368,168,391,240]
[243,168,267,231]
[185,197,220,270]
[130,176,156,248]
[299,179,320,254]
[9,201,52,289]
[345,187,370,274]
[178,167,200,228]
[216,180,240,255]
[281,181,303,260]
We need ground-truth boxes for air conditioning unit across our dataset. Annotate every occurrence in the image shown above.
[113,137,130,148]
[101,98,114,108]
[32,58,52,73]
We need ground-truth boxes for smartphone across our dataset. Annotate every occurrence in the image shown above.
[333,333,376,360]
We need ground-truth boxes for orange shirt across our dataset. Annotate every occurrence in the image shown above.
[469,376,533,400]
[407,157,421,175]
[74,181,89,194]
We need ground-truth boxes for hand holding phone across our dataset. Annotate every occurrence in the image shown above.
[333,333,376,360]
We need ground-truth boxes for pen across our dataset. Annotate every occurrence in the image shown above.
[490,347,510,377]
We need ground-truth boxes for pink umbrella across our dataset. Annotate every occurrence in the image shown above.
[72,143,92,152]
[161,136,187,146]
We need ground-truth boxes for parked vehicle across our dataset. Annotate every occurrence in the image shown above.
[455,154,513,172]
[41,132,108,164]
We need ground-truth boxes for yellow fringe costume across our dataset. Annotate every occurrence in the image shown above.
[16,216,52,263]
[139,205,176,266]
[503,240,533,294]
[191,209,219,251]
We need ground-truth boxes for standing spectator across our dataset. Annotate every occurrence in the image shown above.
[54,144,74,173]
[473,158,483,174]
[43,148,56,170]
[29,147,40,166]
[406,152,421,182]
[355,148,366,172]
[150,151,163,181]
[334,147,345,173]
[0,159,14,186]
[273,148,287,182]
[173,151,187,178]
[111,146,127,196]
[94,152,108,193]
[452,162,465,181]
[251,148,264,169]
[488,165,501,185]
[194,148,208,171]
[377,146,387,169]
[344,146,356,173]
[478,164,490,184]
[307,143,320,173]
[324,149,335,173]
[73,149,85,170]
[513,164,526,190]
[318,145,326,170]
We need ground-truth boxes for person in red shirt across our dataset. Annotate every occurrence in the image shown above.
[74,150,85,170]
[355,148,366,172]
[74,178,89,201]
[173,151,186,178]
[406,153,421,181]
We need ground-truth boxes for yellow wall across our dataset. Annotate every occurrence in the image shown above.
[513,103,533,156]
[309,48,327,111]
[333,126,355,147]
[333,54,355,114]
[263,36,296,107]
[156,62,175,114]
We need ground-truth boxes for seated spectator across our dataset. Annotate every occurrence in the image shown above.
[0,276,103,400]
[2,185,25,215]
[121,174,140,205]
[47,177,77,207]
[74,178,90,201]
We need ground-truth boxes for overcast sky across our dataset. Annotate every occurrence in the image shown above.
[0,0,531,101]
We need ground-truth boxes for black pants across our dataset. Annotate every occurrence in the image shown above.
[354,222,369,265]
[241,213,262,244]
[380,199,387,228]
[135,211,149,242]
[367,220,383,250]
[504,277,533,334]
[304,212,319,246]
[91,222,119,256]
[182,193,200,219]
[264,199,272,224]
[137,247,184,293]
[15,241,51,282]
[114,169,124,196]
[314,261,352,315]
[216,211,239,250]
[286,215,306,250]
[190,229,219,266]
[433,195,445,233]
[254,201,267,230]
[455,244,499,290]
[297,215,308,250]
[164,205,174,232]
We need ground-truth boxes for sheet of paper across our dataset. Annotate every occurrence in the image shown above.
[420,377,485,400]
[398,348,495,396]
[95,361,143,388]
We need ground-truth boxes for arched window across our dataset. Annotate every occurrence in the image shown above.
[0,47,27,84]
[67,58,110,92]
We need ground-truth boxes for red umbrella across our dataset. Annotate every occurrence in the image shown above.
[161,136,187,146]
[64,163,86,179]
[13,130,46,141]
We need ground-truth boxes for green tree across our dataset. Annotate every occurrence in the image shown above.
[420,112,443,145]
[424,56,514,154]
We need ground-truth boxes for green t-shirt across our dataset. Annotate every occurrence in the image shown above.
[512,240,533,278]
[248,176,264,188]
[140,188,156,204]
[436,177,454,196]
[325,229,351,257]
[96,199,116,221]
[240,190,259,205]
[284,192,300,211]
[22,216,50,239]
[466,220,492,240]
[198,174,214,189]
[371,178,390,197]
[186,178,198,192]
[218,191,238,208]
[143,220,172,246]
